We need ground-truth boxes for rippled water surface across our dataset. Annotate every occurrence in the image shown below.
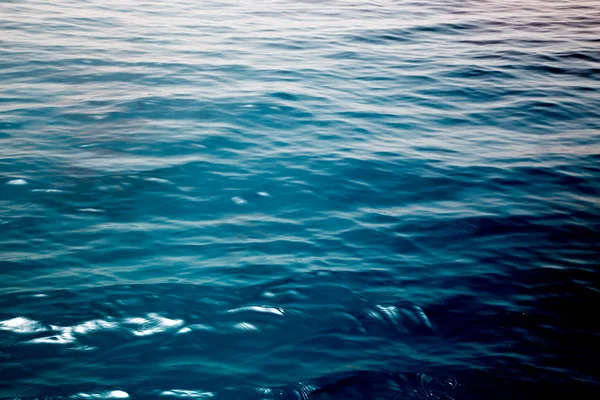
[1,0,600,398]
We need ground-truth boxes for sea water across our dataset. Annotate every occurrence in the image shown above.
[1,1,599,398]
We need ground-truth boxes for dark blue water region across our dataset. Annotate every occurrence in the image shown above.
[1,0,600,399]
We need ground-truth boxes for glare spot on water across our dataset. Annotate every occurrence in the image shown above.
[261,289,305,300]
[6,178,27,185]
[257,191,270,197]
[232,196,247,205]
[233,322,259,331]
[76,345,98,351]
[160,389,215,398]
[148,313,184,327]
[145,177,171,184]
[187,324,216,331]
[226,306,285,316]
[127,313,184,336]
[17,314,185,345]
[73,319,118,335]
[125,317,148,325]
[31,188,65,193]
[360,304,436,334]
[73,390,129,399]
[0,317,46,334]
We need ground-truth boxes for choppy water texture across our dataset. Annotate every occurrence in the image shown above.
[1,0,600,398]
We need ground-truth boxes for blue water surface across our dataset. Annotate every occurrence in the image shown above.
[1,0,599,398]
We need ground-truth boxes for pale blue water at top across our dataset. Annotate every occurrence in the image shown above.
[1,0,599,399]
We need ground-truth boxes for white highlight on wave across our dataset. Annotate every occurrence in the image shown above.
[0,313,185,346]
[125,313,184,337]
[160,389,215,398]
[231,196,247,205]
[176,323,215,335]
[233,322,259,331]
[30,319,119,345]
[6,178,27,185]
[225,306,285,316]
[0,317,46,334]
[72,390,129,399]
[32,188,66,193]
[144,177,171,184]
[362,305,436,333]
